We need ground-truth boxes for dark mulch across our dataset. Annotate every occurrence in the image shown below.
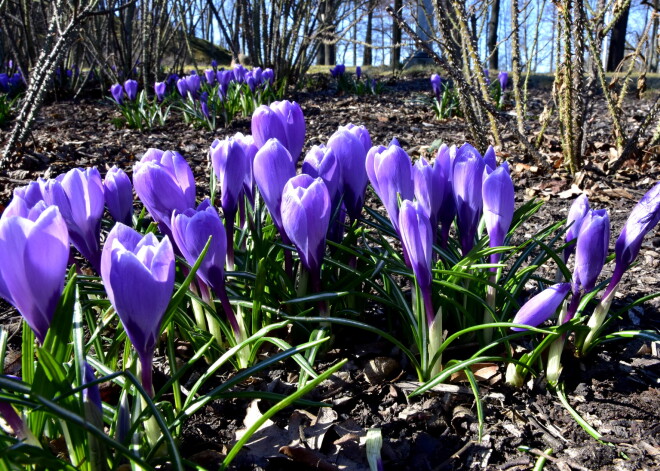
[1,74,659,470]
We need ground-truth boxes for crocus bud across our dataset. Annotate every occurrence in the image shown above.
[511,283,571,330]
[565,194,590,262]
[366,144,414,234]
[124,79,138,101]
[211,59,218,69]
[430,74,442,99]
[607,182,660,294]
[453,143,485,254]
[327,127,369,221]
[204,68,215,85]
[271,100,306,162]
[176,78,188,97]
[413,156,444,233]
[482,163,514,259]
[436,144,456,246]
[103,166,133,226]
[0,206,69,342]
[302,145,341,208]
[171,201,227,296]
[110,83,123,104]
[483,146,497,172]
[101,223,175,395]
[343,123,372,155]
[2,179,47,219]
[185,74,201,96]
[573,209,609,293]
[253,139,296,235]
[43,168,105,272]
[399,200,435,325]
[133,149,196,234]
[281,175,331,281]
[154,81,166,102]
[356,66,362,80]
[228,132,259,206]
[251,105,288,150]
[498,71,508,90]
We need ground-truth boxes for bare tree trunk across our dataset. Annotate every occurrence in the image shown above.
[487,0,500,70]
[649,0,659,73]
[363,0,374,66]
[392,0,402,69]
[607,2,630,71]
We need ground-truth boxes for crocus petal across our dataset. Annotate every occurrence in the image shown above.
[573,209,609,293]
[272,100,306,162]
[482,164,515,250]
[327,127,368,221]
[133,149,196,233]
[0,206,69,342]
[565,194,590,261]
[368,144,414,233]
[102,225,174,362]
[171,202,227,293]
[511,283,571,331]
[251,105,288,150]
[398,200,433,291]
[210,138,248,217]
[610,182,660,290]
[281,175,331,276]
[302,145,341,207]
[413,157,444,231]
[104,166,133,226]
[453,143,485,254]
[253,139,296,234]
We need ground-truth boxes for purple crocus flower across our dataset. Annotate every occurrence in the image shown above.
[227,132,259,207]
[83,362,103,420]
[101,223,174,395]
[606,182,660,295]
[133,149,196,235]
[204,68,216,85]
[430,74,442,100]
[124,79,138,101]
[413,156,444,233]
[154,81,166,102]
[210,137,249,268]
[0,205,69,343]
[565,194,590,262]
[436,144,456,247]
[453,143,485,254]
[171,200,226,294]
[251,105,288,149]
[0,73,9,92]
[302,145,341,208]
[103,166,133,226]
[271,100,306,162]
[343,123,372,154]
[253,138,296,236]
[176,78,188,97]
[498,71,509,90]
[356,66,362,80]
[110,83,123,104]
[244,72,256,92]
[184,74,201,96]
[262,68,275,85]
[43,168,105,272]
[328,126,369,221]
[233,64,247,82]
[281,174,332,285]
[482,163,515,264]
[2,179,47,219]
[511,282,571,330]
[483,145,497,172]
[573,209,610,294]
[399,199,435,325]
[366,144,414,233]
